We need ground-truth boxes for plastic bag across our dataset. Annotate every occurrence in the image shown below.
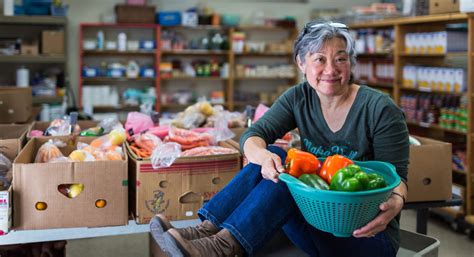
[99,117,123,133]
[35,140,66,163]
[209,110,234,142]
[125,112,154,135]
[151,142,181,169]
[0,153,12,176]
[45,118,71,136]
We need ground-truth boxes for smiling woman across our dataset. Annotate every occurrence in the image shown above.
[151,21,409,257]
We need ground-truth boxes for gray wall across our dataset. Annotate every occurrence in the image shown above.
[63,0,377,104]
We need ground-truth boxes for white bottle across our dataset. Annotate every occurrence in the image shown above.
[97,30,104,50]
[3,0,13,16]
[16,66,29,87]
[118,32,127,52]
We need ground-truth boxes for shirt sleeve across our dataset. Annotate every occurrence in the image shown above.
[239,87,298,152]
[372,95,410,182]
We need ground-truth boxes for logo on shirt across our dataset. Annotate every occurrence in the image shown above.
[303,138,357,159]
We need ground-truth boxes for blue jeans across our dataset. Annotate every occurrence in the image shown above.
[197,146,396,257]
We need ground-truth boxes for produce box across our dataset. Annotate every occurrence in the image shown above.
[0,87,32,124]
[13,137,128,230]
[28,120,99,141]
[128,141,241,224]
[0,124,29,161]
[406,136,452,202]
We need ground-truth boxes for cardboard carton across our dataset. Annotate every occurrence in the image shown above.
[13,137,128,230]
[406,136,452,202]
[0,124,29,161]
[0,87,32,123]
[41,30,64,55]
[128,141,241,224]
[28,120,98,141]
[430,0,460,14]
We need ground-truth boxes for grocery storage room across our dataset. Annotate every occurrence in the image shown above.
[0,0,473,256]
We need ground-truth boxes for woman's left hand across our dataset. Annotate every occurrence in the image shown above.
[352,193,404,238]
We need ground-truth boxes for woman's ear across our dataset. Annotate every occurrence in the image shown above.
[296,56,306,73]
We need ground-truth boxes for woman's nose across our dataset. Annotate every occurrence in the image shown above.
[323,61,338,74]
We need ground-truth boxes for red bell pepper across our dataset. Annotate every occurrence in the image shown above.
[285,148,320,178]
[319,154,354,183]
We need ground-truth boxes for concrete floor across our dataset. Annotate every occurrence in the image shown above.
[66,210,474,257]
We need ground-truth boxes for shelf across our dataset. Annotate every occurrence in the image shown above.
[0,219,200,245]
[82,77,155,83]
[399,52,468,57]
[234,52,292,57]
[356,81,394,88]
[406,121,467,135]
[400,87,466,96]
[235,76,295,80]
[161,76,228,81]
[82,50,156,56]
[237,25,296,31]
[356,52,393,57]
[161,50,229,56]
[0,55,66,63]
[33,95,64,104]
[233,101,263,107]
[164,25,229,30]
[0,15,67,25]
[93,105,140,113]
[453,169,467,175]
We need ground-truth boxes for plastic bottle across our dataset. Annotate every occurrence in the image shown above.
[97,30,104,50]
[16,66,29,88]
[3,0,13,16]
[118,32,127,52]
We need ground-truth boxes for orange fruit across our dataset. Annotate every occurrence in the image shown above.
[35,202,47,211]
[95,199,107,208]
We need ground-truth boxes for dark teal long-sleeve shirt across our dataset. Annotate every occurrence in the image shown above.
[240,82,409,251]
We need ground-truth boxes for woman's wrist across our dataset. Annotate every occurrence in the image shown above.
[391,191,406,205]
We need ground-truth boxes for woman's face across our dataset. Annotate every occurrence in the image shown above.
[297,37,351,96]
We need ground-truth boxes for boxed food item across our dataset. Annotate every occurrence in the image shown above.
[13,137,128,230]
[0,186,12,235]
[0,87,32,123]
[41,30,64,55]
[0,124,29,161]
[28,120,99,140]
[128,141,241,224]
[406,136,452,202]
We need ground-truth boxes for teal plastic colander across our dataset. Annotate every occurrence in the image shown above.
[279,160,401,237]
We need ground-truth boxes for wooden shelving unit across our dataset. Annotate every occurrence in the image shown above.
[0,15,67,106]
[350,13,474,226]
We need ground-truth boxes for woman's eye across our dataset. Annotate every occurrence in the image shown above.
[336,57,347,63]
[314,57,324,63]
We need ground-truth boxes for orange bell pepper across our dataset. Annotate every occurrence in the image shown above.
[285,148,320,177]
[319,154,354,184]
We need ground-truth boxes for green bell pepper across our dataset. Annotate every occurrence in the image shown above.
[330,164,387,192]
[299,174,329,190]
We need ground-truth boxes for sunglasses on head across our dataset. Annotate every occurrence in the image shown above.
[303,22,349,34]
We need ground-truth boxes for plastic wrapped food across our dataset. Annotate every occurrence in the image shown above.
[35,141,65,163]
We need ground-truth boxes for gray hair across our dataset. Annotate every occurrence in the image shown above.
[294,21,357,68]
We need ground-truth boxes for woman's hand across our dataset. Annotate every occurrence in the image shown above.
[352,193,404,238]
[259,149,286,183]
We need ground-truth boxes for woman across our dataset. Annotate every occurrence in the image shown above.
[151,21,409,257]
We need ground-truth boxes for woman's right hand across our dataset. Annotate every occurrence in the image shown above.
[259,149,286,183]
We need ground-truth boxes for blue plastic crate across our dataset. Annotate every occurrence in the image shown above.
[51,5,68,16]
[157,11,181,26]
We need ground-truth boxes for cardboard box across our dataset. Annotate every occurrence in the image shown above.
[0,87,32,123]
[406,136,452,202]
[20,40,39,55]
[115,4,156,24]
[28,120,98,141]
[128,141,241,224]
[0,124,29,161]
[41,30,64,55]
[13,137,128,230]
[0,186,12,235]
[430,0,460,14]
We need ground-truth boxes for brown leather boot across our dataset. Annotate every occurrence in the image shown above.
[152,214,220,240]
[167,228,245,257]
